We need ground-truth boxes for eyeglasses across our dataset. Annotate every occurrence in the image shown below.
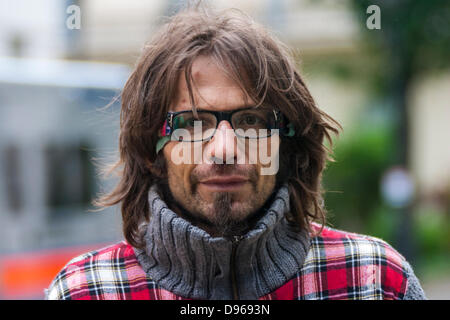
[161,107,290,142]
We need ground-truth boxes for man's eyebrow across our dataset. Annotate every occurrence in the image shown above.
[191,104,263,112]
[170,104,267,113]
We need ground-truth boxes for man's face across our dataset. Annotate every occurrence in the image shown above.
[162,56,279,236]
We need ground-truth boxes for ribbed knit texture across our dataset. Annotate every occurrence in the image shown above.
[403,261,427,300]
[134,185,310,300]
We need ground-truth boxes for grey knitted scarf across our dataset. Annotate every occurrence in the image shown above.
[134,185,310,300]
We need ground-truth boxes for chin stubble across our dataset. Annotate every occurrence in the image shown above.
[209,192,250,238]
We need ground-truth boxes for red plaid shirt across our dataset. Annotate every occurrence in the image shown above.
[46,224,409,300]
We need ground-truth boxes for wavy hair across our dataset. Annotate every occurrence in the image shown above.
[94,6,341,249]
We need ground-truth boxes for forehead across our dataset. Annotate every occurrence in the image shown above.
[170,56,254,112]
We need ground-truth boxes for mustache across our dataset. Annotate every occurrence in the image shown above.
[190,164,258,185]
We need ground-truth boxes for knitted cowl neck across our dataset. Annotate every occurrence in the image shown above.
[134,185,311,300]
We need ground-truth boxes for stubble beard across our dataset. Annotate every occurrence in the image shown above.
[206,192,247,238]
[180,182,258,238]
[164,165,270,238]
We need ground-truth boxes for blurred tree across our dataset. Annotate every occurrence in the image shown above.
[323,121,395,236]
[349,0,450,166]
[346,0,450,260]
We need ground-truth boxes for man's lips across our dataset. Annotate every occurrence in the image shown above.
[198,175,249,191]
[200,175,248,184]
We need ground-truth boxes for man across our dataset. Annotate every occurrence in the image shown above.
[46,7,426,300]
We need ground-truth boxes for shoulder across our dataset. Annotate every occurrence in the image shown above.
[300,223,412,299]
[45,241,149,300]
[309,222,405,266]
[62,241,137,266]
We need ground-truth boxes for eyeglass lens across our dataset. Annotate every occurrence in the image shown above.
[171,109,276,141]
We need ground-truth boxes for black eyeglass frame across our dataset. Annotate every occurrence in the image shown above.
[164,107,288,142]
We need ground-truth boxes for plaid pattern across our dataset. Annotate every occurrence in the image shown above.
[261,224,408,300]
[46,224,408,300]
[45,242,186,300]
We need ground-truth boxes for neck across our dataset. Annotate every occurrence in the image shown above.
[134,184,310,299]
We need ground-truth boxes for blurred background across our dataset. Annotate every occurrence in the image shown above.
[0,0,448,299]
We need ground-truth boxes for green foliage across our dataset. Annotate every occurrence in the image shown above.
[349,0,450,75]
[413,206,450,259]
[322,117,395,237]
[318,0,450,272]
[364,205,400,244]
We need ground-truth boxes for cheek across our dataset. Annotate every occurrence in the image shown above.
[238,136,279,163]
[255,171,276,193]
[163,142,195,195]
[254,137,278,193]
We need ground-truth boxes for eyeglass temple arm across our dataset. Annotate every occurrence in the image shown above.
[274,110,295,137]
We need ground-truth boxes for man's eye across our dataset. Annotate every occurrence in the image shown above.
[175,116,197,128]
[179,117,214,130]
[238,114,265,126]
[244,115,258,125]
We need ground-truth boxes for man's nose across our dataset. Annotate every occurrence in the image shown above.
[207,120,237,164]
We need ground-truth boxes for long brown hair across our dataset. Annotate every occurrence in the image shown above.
[94,6,341,249]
